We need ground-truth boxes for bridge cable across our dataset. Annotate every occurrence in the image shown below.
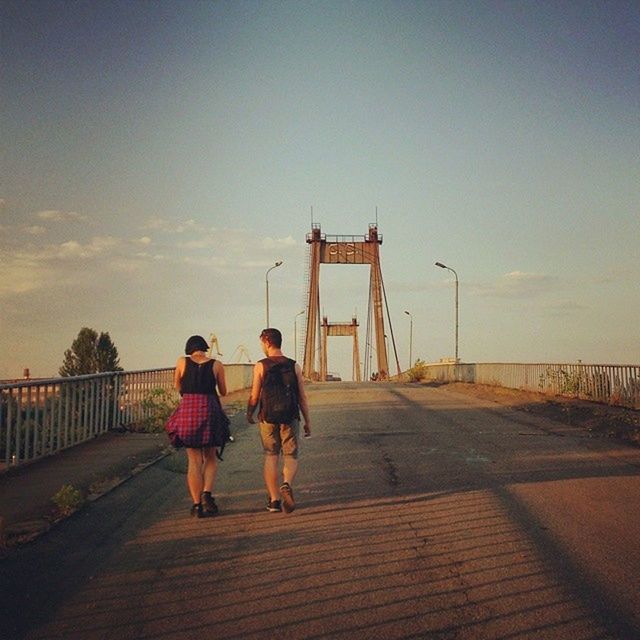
[364,272,373,380]
[379,266,402,377]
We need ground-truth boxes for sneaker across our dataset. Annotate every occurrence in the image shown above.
[267,499,282,512]
[190,503,203,518]
[201,492,219,516]
[280,483,295,513]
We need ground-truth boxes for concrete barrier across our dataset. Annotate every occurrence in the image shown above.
[223,363,254,393]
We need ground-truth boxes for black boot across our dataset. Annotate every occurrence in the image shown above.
[201,492,219,516]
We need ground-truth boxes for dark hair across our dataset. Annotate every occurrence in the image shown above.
[260,328,282,348]
[185,335,209,355]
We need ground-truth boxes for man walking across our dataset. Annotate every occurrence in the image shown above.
[247,328,311,513]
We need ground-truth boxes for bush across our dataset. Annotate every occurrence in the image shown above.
[406,359,428,382]
[51,484,84,516]
[136,388,179,433]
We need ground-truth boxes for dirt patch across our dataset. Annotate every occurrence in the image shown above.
[438,382,640,446]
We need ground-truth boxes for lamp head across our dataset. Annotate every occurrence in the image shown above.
[435,262,447,269]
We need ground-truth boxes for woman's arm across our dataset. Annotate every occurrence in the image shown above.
[174,357,186,392]
[214,359,227,396]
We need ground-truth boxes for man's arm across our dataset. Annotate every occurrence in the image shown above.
[246,361,263,423]
[295,363,311,436]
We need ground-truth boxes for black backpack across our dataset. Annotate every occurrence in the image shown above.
[259,358,299,424]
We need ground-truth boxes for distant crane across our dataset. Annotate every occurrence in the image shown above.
[208,334,223,358]
[231,344,251,363]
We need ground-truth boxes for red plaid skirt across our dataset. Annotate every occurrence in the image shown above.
[165,393,230,449]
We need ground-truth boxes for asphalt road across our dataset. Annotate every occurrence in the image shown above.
[2,382,639,640]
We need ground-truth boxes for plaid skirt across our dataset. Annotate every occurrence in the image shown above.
[165,393,230,450]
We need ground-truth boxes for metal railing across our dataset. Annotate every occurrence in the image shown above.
[0,364,254,471]
[419,362,640,409]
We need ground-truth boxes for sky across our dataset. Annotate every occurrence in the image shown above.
[1,0,639,380]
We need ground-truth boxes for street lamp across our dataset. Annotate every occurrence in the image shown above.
[294,309,305,361]
[404,310,413,371]
[265,260,283,327]
[435,262,459,362]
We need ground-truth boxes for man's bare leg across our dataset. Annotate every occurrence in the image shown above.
[283,457,298,487]
[263,454,280,500]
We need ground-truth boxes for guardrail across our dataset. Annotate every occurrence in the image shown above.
[0,364,254,471]
[419,362,640,409]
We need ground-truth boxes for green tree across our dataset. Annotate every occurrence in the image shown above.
[95,332,122,373]
[59,328,123,376]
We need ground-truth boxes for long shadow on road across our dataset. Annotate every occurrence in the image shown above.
[2,383,639,640]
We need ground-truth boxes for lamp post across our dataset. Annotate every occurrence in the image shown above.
[294,309,305,361]
[404,310,413,371]
[265,260,283,327]
[435,262,459,362]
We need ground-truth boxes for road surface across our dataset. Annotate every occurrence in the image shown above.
[2,382,639,639]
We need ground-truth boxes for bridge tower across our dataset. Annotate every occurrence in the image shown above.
[302,223,390,381]
[321,316,362,382]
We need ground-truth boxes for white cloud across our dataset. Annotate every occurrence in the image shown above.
[0,217,303,306]
[0,233,151,298]
[143,216,201,233]
[544,300,588,315]
[25,225,47,235]
[142,220,299,261]
[179,237,218,249]
[57,240,86,258]
[36,210,87,222]
[262,235,296,250]
[110,256,151,273]
[182,255,228,268]
[0,250,51,296]
[391,281,438,294]
[471,271,555,299]
[241,259,280,268]
[55,236,119,259]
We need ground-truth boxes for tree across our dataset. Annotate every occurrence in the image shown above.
[95,332,122,373]
[59,328,123,376]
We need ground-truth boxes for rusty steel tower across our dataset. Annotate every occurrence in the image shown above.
[303,222,393,381]
[320,316,362,382]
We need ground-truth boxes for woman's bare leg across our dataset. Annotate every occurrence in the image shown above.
[202,447,218,493]
[186,448,204,503]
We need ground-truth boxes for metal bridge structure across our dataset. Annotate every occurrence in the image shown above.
[302,222,399,381]
[321,316,362,383]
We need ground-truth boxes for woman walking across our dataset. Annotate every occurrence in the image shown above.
[166,335,229,518]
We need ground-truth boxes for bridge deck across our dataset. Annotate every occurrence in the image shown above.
[2,382,639,639]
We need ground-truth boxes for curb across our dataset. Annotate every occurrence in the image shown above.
[1,448,173,554]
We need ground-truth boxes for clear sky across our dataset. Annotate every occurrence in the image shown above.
[1,0,639,380]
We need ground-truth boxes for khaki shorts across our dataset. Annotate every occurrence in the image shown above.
[259,419,300,458]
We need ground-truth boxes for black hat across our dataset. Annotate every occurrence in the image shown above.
[185,335,209,355]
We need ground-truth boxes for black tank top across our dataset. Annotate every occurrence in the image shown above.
[181,358,217,395]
